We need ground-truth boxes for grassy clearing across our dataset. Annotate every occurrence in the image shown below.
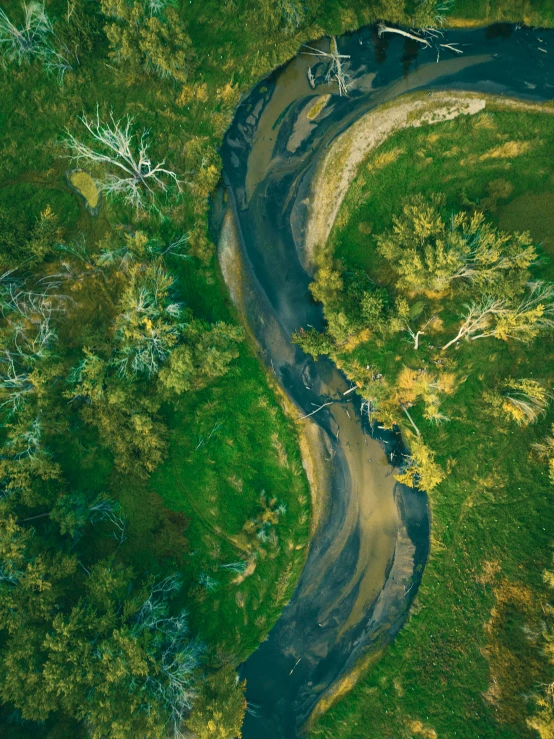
[450,0,554,26]
[150,347,310,661]
[309,108,554,738]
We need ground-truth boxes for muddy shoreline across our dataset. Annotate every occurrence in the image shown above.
[218,22,554,739]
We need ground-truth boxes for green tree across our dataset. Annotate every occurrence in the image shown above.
[101,0,193,83]
[112,262,184,379]
[0,205,60,268]
[292,327,335,360]
[158,320,242,396]
[68,354,168,478]
[185,666,246,739]
[376,195,536,295]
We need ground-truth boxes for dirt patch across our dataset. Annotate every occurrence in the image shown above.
[69,169,99,209]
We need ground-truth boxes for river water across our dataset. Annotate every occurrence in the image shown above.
[218,22,554,739]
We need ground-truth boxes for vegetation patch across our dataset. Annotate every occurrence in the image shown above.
[68,169,99,209]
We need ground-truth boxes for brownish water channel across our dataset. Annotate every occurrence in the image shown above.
[217,22,554,738]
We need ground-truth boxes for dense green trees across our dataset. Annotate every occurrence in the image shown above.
[0,210,245,732]
[0,175,243,738]
[0,501,200,738]
[301,195,554,494]
[100,0,193,83]
[376,195,537,296]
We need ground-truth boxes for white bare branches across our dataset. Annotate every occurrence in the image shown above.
[442,282,554,351]
[0,2,74,82]
[65,109,181,211]
[303,36,351,96]
[403,314,437,350]
[377,14,464,64]
[377,22,431,47]
[503,389,550,425]
[0,273,61,414]
[133,575,203,735]
[441,296,507,350]
[89,497,126,544]
[0,1,51,65]
[6,416,42,459]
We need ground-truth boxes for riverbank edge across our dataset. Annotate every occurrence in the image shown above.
[304,91,554,273]
[300,91,554,727]
[217,205,331,547]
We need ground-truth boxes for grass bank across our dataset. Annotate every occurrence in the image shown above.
[449,0,554,27]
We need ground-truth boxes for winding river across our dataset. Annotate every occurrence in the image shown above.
[217,22,554,739]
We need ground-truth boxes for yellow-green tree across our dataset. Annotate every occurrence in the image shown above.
[394,434,445,492]
[485,378,550,426]
[376,195,536,296]
[101,0,193,83]
[185,666,246,739]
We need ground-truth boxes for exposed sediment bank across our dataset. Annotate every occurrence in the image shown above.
[305,91,554,270]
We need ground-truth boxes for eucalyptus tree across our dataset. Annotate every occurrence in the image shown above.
[442,281,554,350]
[65,110,181,211]
[376,197,537,296]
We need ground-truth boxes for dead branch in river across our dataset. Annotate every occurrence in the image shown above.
[377,22,431,47]
[303,36,351,96]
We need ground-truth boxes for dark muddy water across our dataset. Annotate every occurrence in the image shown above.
[218,23,554,739]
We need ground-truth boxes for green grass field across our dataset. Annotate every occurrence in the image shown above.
[450,0,554,26]
[309,107,554,738]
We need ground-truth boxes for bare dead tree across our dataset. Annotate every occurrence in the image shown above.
[65,109,182,211]
[442,282,554,351]
[441,297,507,350]
[0,274,62,414]
[0,2,74,82]
[403,314,437,350]
[377,22,431,47]
[303,36,351,96]
[0,1,52,65]
[89,497,127,544]
[400,403,421,436]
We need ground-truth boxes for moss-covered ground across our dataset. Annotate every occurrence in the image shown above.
[310,107,554,738]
